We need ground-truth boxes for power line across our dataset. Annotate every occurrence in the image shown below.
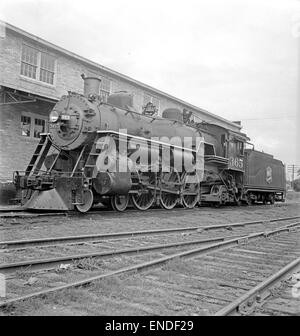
[240,116,297,121]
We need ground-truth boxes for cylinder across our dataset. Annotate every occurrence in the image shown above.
[93,172,132,195]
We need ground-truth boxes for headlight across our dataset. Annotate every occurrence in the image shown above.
[49,110,59,123]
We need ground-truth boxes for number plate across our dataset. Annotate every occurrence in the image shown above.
[229,156,244,170]
[49,123,60,129]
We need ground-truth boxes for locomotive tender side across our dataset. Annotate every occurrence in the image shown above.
[243,150,286,203]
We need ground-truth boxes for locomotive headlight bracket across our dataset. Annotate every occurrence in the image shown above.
[49,110,59,123]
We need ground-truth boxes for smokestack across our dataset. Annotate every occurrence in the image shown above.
[81,74,101,96]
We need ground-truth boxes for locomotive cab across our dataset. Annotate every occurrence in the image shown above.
[199,123,248,206]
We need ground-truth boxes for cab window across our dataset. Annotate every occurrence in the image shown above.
[228,140,244,156]
[204,143,215,156]
[237,141,244,156]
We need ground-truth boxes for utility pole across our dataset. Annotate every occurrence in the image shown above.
[287,164,300,189]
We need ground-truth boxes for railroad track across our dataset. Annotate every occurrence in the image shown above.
[214,257,300,316]
[0,201,294,219]
[1,215,299,250]
[1,208,299,243]
[0,216,299,274]
[0,218,299,311]
[0,234,243,274]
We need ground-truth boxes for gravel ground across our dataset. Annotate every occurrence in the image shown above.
[0,202,299,242]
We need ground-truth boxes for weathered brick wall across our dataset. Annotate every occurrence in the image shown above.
[0,29,95,100]
[0,102,53,180]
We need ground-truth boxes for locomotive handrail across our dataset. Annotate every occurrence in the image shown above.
[13,170,84,177]
[246,141,255,150]
[204,155,229,160]
[97,130,203,153]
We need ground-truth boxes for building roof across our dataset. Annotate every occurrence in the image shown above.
[2,21,241,130]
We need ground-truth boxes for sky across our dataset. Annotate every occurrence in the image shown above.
[0,0,299,177]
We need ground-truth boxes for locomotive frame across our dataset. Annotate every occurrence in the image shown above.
[14,129,203,212]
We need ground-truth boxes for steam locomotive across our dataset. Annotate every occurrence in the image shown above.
[13,75,286,212]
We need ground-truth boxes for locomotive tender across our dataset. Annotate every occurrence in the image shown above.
[13,75,286,212]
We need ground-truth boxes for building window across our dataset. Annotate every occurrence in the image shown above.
[40,53,55,84]
[21,115,31,137]
[99,78,111,102]
[20,45,56,85]
[21,113,47,138]
[143,93,160,113]
[152,97,160,110]
[21,45,38,79]
[34,118,46,138]
[143,94,151,106]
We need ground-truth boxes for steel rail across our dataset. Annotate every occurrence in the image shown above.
[0,221,299,308]
[1,215,300,250]
[0,202,296,218]
[0,206,202,219]
[0,212,67,218]
[0,207,24,213]
[0,235,244,274]
[214,256,300,316]
[197,216,300,231]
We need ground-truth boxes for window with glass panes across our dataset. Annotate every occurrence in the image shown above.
[21,113,47,138]
[20,45,56,85]
[99,78,111,102]
[152,97,160,111]
[143,94,151,106]
[34,118,46,138]
[21,115,31,137]
[21,45,38,79]
[40,53,55,84]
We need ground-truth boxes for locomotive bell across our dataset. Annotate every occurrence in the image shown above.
[81,74,101,97]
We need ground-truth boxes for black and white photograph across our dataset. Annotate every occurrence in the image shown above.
[0,0,299,320]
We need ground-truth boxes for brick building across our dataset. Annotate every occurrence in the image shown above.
[0,21,241,181]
